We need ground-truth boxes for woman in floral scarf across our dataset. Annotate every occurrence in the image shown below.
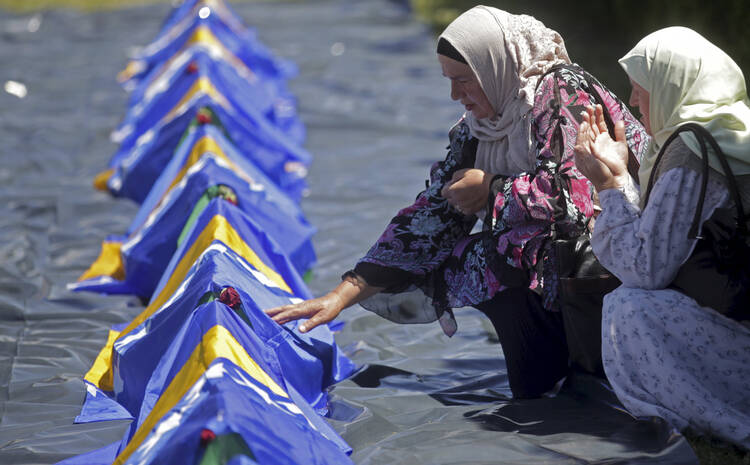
[268,6,648,398]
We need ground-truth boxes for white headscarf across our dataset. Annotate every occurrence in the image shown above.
[619,27,750,193]
[439,6,570,176]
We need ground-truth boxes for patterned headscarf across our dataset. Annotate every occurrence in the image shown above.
[439,6,570,176]
[620,27,750,193]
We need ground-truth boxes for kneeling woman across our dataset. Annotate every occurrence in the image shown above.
[575,27,750,448]
[269,6,647,398]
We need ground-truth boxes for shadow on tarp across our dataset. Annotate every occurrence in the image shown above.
[334,363,695,464]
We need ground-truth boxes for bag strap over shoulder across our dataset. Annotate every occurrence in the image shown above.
[536,64,641,181]
[580,70,641,182]
[643,123,748,239]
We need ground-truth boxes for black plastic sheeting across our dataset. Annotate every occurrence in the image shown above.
[0,1,699,464]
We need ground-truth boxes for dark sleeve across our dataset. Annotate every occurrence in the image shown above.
[352,122,478,291]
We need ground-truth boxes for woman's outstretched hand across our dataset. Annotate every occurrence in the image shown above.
[574,105,630,192]
[441,168,492,215]
[264,274,383,333]
[265,293,346,333]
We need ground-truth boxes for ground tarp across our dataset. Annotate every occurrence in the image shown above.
[0,1,700,464]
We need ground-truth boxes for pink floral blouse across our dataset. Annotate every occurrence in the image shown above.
[351,65,649,334]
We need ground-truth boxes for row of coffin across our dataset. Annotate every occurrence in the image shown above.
[60,1,357,464]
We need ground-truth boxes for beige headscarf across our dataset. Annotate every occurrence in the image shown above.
[619,27,750,194]
[439,6,570,176]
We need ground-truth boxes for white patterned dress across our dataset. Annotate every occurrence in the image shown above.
[592,139,750,449]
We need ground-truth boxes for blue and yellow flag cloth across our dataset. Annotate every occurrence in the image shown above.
[65,325,352,464]
[127,121,307,238]
[103,94,309,203]
[77,243,351,422]
[113,45,303,151]
[65,1,358,464]
[71,141,316,298]
[150,198,312,300]
[117,0,296,90]
[123,43,304,144]
[63,360,352,465]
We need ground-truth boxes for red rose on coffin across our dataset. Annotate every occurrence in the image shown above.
[196,112,212,125]
[200,428,216,446]
[186,62,199,74]
[219,287,241,308]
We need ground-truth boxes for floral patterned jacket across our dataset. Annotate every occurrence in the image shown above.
[352,65,649,333]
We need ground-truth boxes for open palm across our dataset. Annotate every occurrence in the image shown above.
[574,105,629,192]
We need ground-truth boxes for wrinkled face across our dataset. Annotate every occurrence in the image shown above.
[438,54,496,120]
[629,78,651,135]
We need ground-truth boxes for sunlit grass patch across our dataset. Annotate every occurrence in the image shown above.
[684,431,750,465]
[0,0,170,12]
[0,0,268,13]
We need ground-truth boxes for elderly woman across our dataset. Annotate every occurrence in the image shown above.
[269,6,647,398]
[575,27,750,448]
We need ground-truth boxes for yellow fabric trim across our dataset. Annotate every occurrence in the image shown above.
[92,168,113,191]
[129,141,246,242]
[83,329,120,390]
[117,60,145,83]
[167,135,232,193]
[145,214,292,312]
[139,27,219,90]
[187,25,221,48]
[77,241,125,282]
[187,26,256,80]
[113,2,250,82]
[97,215,292,390]
[112,325,287,465]
[163,76,231,124]
[129,24,255,96]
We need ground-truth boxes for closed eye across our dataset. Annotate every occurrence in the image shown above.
[442,73,470,84]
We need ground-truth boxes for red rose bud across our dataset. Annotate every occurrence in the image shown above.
[221,192,238,205]
[186,62,199,74]
[219,287,241,308]
[196,112,212,125]
[200,428,216,446]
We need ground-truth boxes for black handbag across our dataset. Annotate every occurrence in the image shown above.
[541,65,639,376]
[553,231,620,375]
[643,123,750,322]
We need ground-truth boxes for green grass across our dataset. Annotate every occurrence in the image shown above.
[685,431,750,465]
[411,0,750,108]
[0,0,167,12]
[0,0,269,13]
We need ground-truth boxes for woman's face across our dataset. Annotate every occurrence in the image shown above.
[629,79,651,135]
[438,54,496,120]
